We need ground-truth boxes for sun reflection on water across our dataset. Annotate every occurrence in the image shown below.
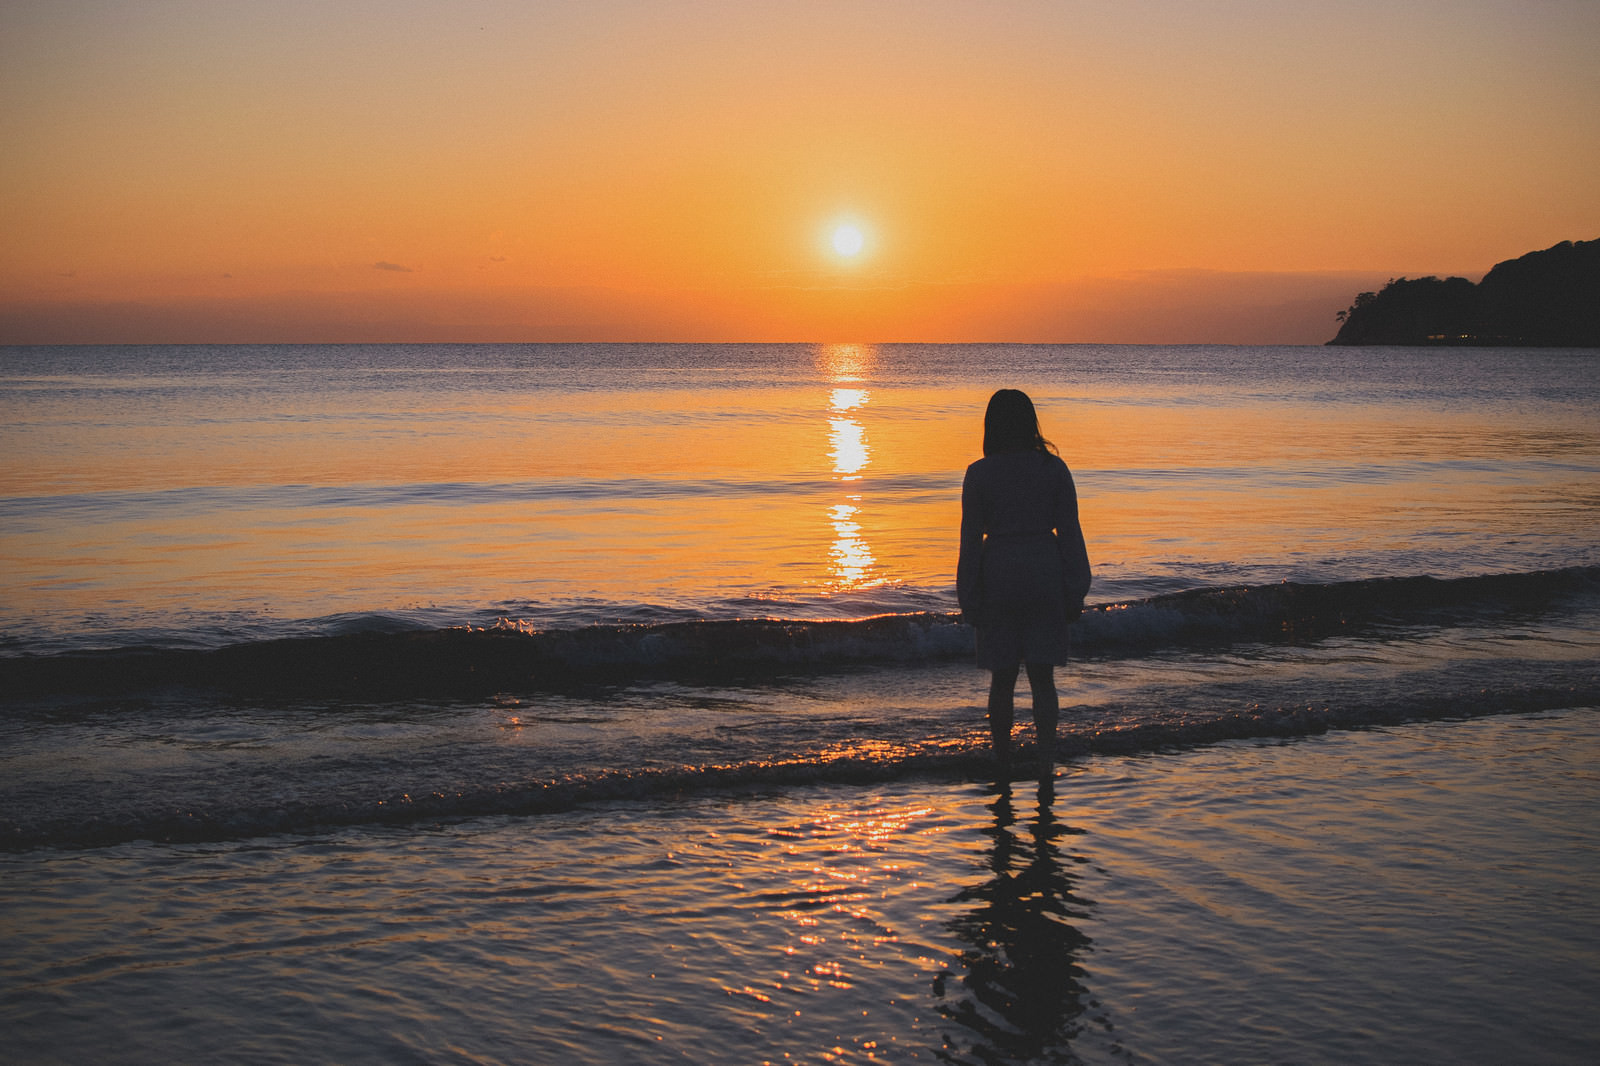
[770,802,942,999]
[817,343,875,383]
[819,345,882,592]
[828,500,876,586]
[828,408,869,479]
[830,386,868,411]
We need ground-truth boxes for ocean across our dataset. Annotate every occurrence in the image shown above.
[2,342,1598,1063]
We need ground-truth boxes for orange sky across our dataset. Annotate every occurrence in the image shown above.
[3,0,1596,344]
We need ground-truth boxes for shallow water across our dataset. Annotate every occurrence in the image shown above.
[5,590,1597,852]
[4,710,1597,1065]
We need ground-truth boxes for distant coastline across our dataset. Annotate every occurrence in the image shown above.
[1327,238,1600,346]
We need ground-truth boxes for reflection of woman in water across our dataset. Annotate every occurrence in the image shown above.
[933,784,1106,1063]
[957,389,1091,781]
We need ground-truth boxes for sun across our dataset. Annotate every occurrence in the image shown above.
[831,224,865,257]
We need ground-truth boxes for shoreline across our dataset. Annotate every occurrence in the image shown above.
[5,668,1597,854]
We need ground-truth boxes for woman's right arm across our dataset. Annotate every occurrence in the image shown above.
[956,465,984,620]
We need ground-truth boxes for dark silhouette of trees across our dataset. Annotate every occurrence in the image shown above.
[1329,239,1600,346]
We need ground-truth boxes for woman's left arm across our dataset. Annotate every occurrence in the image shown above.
[1056,463,1092,612]
[956,465,985,621]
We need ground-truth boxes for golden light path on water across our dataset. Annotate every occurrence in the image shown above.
[821,344,881,591]
[763,801,942,1011]
[4,712,1596,1063]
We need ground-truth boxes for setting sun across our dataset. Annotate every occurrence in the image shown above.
[832,224,866,258]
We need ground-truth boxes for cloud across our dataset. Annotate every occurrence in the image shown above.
[0,269,1396,345]
[373,261,413,272]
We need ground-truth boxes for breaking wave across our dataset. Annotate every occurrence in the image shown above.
[3,567,1596,700]
[4,565,1599,852]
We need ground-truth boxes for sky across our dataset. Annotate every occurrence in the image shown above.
[2,0,1597,345]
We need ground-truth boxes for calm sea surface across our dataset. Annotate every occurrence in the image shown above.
[3,343,1598,1063]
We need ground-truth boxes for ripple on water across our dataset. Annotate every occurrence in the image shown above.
[3,711,1599,1064]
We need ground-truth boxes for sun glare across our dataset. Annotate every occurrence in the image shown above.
[831,224,865,258]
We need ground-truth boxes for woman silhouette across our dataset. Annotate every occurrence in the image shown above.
[957,389,1091,781]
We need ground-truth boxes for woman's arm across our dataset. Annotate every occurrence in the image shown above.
[1056,465,1091,614]
[956,465,985,620]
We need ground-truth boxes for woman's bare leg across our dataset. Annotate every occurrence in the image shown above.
[988,664,1019,768]
[1025,661,1059,781]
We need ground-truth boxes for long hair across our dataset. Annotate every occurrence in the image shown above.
[982,388,1057,457]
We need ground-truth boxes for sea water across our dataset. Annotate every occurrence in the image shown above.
[2,343,1599,1062]
[5,342,1596,646]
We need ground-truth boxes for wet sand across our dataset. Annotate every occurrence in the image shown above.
[4,710,1598,1065]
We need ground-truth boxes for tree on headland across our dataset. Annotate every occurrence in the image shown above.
[1332,276,1480,345]
[1328,239,1600,346]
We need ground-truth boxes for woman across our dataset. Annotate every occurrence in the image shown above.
[957,389,1091,781]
